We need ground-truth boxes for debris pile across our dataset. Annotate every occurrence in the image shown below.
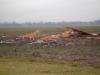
[0,27,100,48]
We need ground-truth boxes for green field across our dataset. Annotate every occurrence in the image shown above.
[0,26,100,35]
[0,26,100,75]
[0,27,64,35]
[0,57,100,75]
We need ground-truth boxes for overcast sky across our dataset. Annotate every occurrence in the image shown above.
[0,0,100,22]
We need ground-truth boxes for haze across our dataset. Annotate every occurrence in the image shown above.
[0,0,100,22]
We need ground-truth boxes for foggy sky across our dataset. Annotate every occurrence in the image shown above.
[0,0,100,22]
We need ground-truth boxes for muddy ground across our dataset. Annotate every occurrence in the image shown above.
[0,37,100,67]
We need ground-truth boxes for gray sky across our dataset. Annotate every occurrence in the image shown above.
[0,0,100,22]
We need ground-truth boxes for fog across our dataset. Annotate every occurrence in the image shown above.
[0,0,100,22]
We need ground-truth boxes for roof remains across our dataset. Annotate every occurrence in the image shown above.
[18,27,100,41]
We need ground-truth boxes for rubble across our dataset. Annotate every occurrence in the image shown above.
[0,27,100,48]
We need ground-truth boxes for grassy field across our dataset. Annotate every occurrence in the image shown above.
[78,26,100,33]
[0,57,100,75]
[0,26,100,75]
[0,27,64,35]
[0,26,100,35]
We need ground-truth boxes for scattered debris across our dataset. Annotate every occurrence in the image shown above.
[0,27,100,48]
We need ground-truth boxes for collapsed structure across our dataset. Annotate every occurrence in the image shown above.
[1,27,99,48]
[18,27,99,41]
[18,30,41,40]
